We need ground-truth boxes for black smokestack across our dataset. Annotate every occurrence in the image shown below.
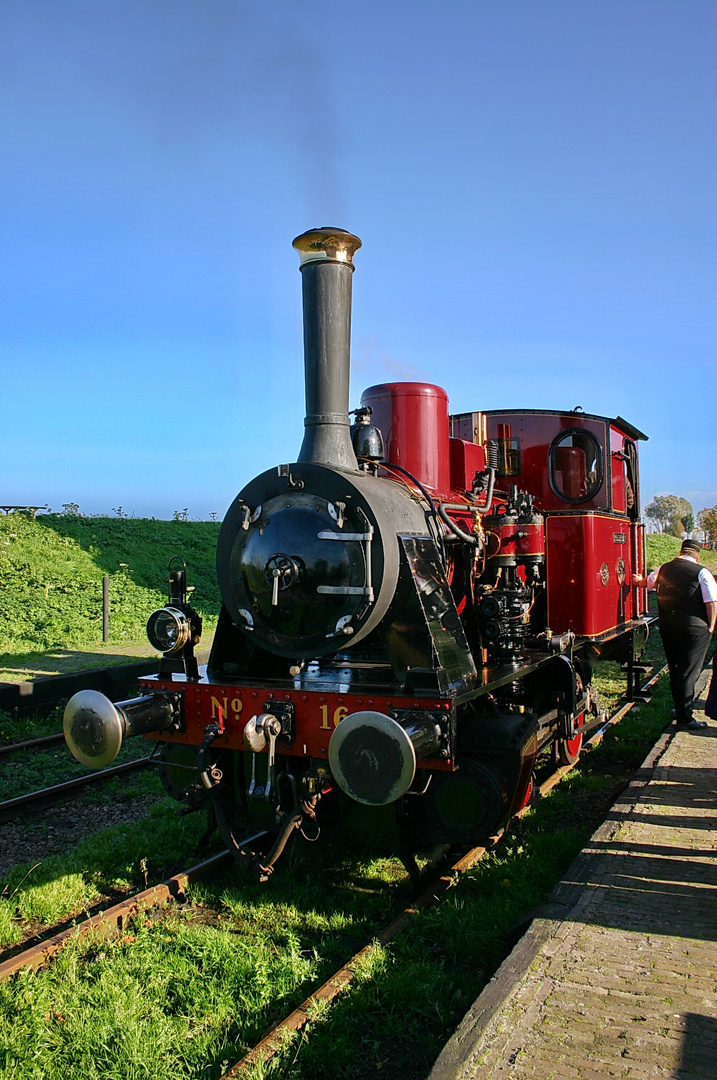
[292,227,362,471]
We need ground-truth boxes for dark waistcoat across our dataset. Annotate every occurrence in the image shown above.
[656,557,707,630]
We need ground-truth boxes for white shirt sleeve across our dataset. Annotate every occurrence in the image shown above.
[698,567,717,604]
[646,567,660,591]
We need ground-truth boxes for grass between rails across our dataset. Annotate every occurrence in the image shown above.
[0,852,401,1080]
[0,735,154,805]
[0,789,208,950]
[0,702,66,745]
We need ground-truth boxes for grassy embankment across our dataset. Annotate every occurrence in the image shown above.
[0,512,221,683]
[646,532,717,575]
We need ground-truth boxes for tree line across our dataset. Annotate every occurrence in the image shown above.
[645,495,717,543]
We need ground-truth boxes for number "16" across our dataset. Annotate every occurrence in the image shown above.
[319,705,348,730]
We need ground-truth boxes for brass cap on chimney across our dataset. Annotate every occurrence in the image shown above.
[292,227,362,268]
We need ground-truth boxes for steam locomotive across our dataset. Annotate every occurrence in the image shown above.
[64,228,651,880]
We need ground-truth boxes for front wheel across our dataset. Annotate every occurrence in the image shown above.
[557,713,584,766]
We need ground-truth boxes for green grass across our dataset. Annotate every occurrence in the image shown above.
[645,532,717,575]
[0,513,220,657]
[0,795,208,950]
[0,736,153,804]
[0,911,319,1080]
[0,703,66,745]
[0,835,413,1077]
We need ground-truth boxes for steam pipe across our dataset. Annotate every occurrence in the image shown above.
[437,502,481,546]
[292,227,362,471]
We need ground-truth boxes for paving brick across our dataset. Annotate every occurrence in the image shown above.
[517,1058,580,1077]
[429,680,717,1080]
[578,1070,630,1080]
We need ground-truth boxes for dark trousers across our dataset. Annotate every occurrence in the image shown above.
[660,623,712,723]
[704,649,717,720]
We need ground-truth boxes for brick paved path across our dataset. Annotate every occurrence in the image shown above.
[430,681,717,1080]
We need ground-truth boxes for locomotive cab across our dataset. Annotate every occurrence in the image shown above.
[451,408,649,644]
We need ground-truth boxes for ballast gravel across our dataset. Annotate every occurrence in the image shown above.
[0,794,160,878]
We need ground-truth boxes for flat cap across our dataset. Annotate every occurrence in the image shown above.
[681,539,701,553]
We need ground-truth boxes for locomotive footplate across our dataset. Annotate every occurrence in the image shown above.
[137,674,457,772]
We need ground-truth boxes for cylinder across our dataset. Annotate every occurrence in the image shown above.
[64,690,176,769]
[360,382,451,492]
[328,709,441,805]
[489,519,545,567]
[292,227,362,471]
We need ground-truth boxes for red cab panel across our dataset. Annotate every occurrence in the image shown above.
[546,514,635,636]
[473,411,609,513]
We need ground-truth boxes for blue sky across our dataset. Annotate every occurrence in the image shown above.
[1,1,715,521]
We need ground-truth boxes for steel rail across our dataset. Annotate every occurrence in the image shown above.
[0,756,152,825]
[223,663,670,1077]
[0,836,268,982]
[0,732,66,759]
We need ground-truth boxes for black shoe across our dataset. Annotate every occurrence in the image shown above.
[676,719,708,731]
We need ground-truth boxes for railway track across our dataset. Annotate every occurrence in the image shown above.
[0,836,270,981]
[0,755,151,825]
[0,665,669,1080]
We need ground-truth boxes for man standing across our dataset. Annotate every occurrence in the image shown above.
[634,539,717,730]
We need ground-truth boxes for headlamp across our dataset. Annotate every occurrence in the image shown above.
[147,606,192,654]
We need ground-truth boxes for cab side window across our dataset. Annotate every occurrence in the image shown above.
[549,430,603,503]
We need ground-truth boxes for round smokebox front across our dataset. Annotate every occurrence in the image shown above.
[216,464,396,659]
